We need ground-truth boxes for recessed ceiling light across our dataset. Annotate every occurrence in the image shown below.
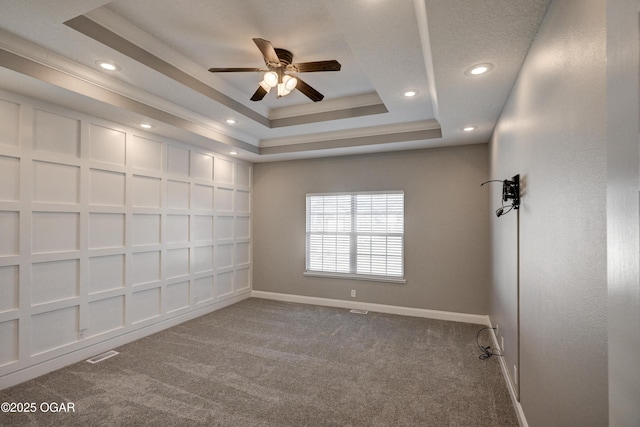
[230,151,238,155]
[403,90,417,97]
[465,63,493,76]
[463,126,476,132]
[140,123,152,129]
[226,119,237,125]
[96,61,119,71]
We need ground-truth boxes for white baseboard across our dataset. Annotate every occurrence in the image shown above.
[0,292,250,390]
[489,323,529,427]
[251,290,490,325]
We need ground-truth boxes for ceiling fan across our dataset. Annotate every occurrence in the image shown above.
[208,38,341,102]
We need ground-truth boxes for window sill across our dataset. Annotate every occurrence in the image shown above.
[303,271,406,284]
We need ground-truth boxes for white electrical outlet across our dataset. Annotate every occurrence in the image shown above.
[501,336,505,351]
[350,289,356,298]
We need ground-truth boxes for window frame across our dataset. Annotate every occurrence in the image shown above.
[304,191,406,284]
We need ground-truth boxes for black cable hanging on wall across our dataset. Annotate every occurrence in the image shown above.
[481,174,520,217]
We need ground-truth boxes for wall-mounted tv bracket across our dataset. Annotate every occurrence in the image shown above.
[481,174,520,217]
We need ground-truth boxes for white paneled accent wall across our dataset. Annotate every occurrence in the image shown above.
[0,92,252,385]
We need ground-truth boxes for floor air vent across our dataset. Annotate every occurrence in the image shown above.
[350,309,369,315]
[86,350,119,364]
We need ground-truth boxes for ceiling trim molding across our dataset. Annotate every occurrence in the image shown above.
[259,128,442,155]
[271,103,388,128]
[64,14,271,128]
[413,0,441,122]
[0,47,260,154]
[64,14,390,130]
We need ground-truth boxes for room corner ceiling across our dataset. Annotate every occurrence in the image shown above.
[0,0,550,162]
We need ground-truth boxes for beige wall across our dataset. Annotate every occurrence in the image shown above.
[490,0,608,425]
[253,144,490,315]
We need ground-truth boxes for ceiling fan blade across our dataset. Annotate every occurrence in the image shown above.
[291,60,341,73]
[208,67,266,73]
[296,77,324,102]
[250,85,269,101]
[253,38,280,66]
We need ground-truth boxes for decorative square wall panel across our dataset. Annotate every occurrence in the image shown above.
[215,158,234,185]
[90,169,125,206]
[235,190,250,213]
[32,212,79,254]
[235,268,251,292]
[236,163,251,188]
[216,271,233,298]
[0,156,19,201]
[191,152,213,181]
[235,217,251,239]
[33,110,80,158]
[33,161,80,205]
[167,145,190,177]
[166,180,190,209]
[89,124,126,166]
[165,248,189,279]
[131,287,160,323]
[87,296,124,337]
[131,251,161,286]
[89,213,125,249]
[0,320,18,366]
[193,275,213,303]
[194,215,214,242]
[193,184,214,211]
[215,244,233,270]
[132,214,161,246]
[89,254,125,294]
[31,306,79,355]
[216,216,234,241]
[193,245,213,273]
[166,215,189,243]
[131,136,162,172]
[0,211,19,257]
[215,187,234,212]
[132,175,161,208]
[31,259,79,305]
[235,242,250,266]
[0,99,19,148]
[166,281,189,312]
[0,265,19,312]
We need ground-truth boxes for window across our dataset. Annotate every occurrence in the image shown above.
[305,192,404,282]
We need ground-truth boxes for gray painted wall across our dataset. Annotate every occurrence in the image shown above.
[490,0,608,426]
[253,145,491,315]
[606,0,640,425]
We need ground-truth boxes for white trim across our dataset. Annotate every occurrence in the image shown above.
[251,290,490,325]
[489,322,529,427]
[0,292,250,391]
[303,271,406,284]
[306,190,404,197]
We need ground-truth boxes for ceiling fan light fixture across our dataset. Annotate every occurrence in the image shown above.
[283,75,298,91]
[277,83,290,98]
[264,71,279,88]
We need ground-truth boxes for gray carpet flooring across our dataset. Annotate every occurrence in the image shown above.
[0,298,518,426]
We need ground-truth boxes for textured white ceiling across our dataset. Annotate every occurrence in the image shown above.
[0,0,550,162]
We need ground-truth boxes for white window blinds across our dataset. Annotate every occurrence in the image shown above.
[305,192,404,280]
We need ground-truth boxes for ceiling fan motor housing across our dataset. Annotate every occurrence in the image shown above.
[274,48,294,66]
